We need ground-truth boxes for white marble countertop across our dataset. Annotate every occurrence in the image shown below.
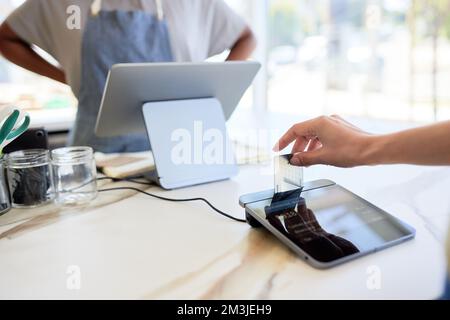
[0,111,449,299]
[0,163,449,300]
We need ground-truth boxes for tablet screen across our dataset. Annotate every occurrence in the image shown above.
[247,185,414,263]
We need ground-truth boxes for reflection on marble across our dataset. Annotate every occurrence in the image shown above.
[0,179,155,240]
[144,230,294,300]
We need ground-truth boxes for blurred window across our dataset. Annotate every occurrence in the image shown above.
[267,0,450,122]
[2,0,449,123]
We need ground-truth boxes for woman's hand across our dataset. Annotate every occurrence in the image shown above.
[273,115,376,168]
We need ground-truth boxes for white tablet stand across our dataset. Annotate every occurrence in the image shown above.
[141,97,238,190]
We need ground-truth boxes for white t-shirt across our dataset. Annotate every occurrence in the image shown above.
[6,0,247,97]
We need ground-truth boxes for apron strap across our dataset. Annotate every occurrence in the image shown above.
[155,0,164,21]
[90,0,102,16]
[90,0,164,20]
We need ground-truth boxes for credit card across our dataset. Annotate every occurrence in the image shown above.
[274,154,303,194]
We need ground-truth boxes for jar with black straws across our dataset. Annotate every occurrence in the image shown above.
[0,156,11,215]
[6,149,54,208]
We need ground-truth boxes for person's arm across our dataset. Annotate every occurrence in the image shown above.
[367,121,450,166]
[226,26,256,61]
[0,22,66,84]
[274,115,450,167]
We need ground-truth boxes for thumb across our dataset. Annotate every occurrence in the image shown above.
[290,150,324,167]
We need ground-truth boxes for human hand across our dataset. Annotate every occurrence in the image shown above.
[273,115,376,167]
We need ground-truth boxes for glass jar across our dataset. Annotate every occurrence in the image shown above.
[0,157,11,215]
[51,147,97,206]
[6,149,54,208]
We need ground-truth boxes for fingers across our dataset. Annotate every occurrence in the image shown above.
[306,137,322,152]
[291,137,309,154]
[273,126,299,152]
[273,118,320,151]
[290,149,324,167]
[291,136,323,154]
[274,115,363,168]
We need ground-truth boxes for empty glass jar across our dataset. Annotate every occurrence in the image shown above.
[6,149,54,208]
[51,147,97,206]
[0,157,11,215]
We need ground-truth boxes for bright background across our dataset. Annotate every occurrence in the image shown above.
[2,0,450,126]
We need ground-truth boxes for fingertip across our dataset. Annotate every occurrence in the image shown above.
[290,151,322,167]
[273,141,282,152]
[290,156,301,166]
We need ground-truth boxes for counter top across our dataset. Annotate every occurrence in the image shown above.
[0,162,449,300]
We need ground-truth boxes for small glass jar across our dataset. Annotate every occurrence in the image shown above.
[51,147,97,206]
[6,149,54,208]
[0,157,11,215]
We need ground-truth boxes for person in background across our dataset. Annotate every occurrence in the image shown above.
[0,0,256,153]
[274,115,450,299]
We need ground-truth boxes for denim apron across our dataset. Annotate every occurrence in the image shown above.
[69,0,174,153]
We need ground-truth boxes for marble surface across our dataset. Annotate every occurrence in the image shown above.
[1,111,449,299]
[0,163,449,300]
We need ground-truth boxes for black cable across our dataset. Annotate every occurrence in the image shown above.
[55,176,153,195]
[98,178,246,223]
[96,176,154,185]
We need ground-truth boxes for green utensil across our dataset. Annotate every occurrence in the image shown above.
[0,110,20,146]
[0,109,30,154]
[7,114,30,141]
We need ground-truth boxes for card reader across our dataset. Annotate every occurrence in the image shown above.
[239,179,416,269]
